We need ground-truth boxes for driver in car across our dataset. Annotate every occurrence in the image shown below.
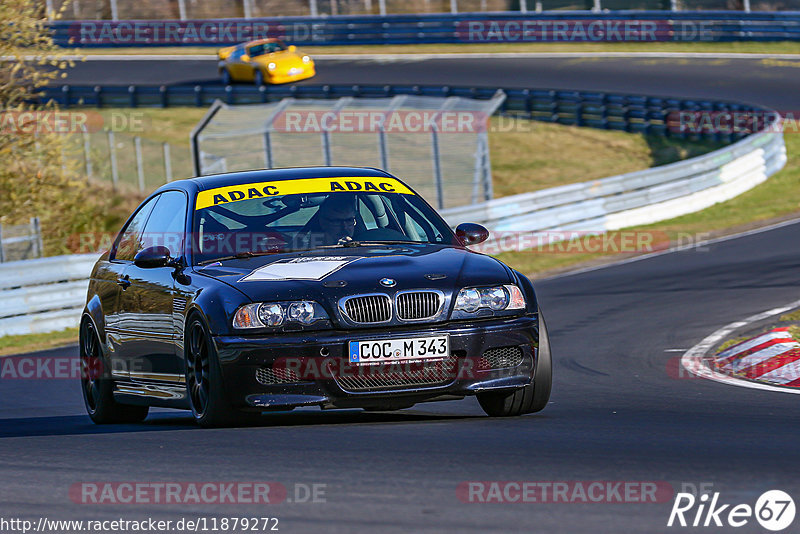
[307,194,358,247]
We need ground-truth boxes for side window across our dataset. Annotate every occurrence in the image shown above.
[113,196,158,262]
[142,191,188,258]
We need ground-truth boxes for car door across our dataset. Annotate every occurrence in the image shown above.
[117,190,189,383]
[104,195,159,379]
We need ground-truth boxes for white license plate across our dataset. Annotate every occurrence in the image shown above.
[349,335,449,364]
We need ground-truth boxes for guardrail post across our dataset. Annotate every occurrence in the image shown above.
[128,85,137,107]
[243,0,253,18]
[110,0,119,21]
[160,85,168,108]
[520,0,527,13]
[450,0,458,14]
[0,224,5,263]
[194,85,203,107]
[378,0,386,15]
[743,0,751,11]
[310,0,319,17]
[31,217,44,259]
[163,142,173,183]
[108,130,119,189]
[94,85,102,108]
[592,0,601,12]
[178,0,187,20]
[135,136,145,192]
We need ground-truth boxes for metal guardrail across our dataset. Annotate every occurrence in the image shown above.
[52,12,800,47]
[0,255,97,337]
[0,218,44,263]
[42,83,763,144]
[440,126,786,238]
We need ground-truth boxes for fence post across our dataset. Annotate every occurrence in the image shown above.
[743,0,751,11]
[431,126,444,210]
[31,217,44,258]
[378,0,386,15]
[670,0,678,9]
[163,142,173,183]
[331,0,338,15]
[592,0,601,11]
[45,0,54,20]
[108,130,119,189]
[450,0,458,14]
[135,136,145,193]
[243,0,253,18]
[310,0,319,17]
[322,129,332,166]
[263,132,273,169]
[0,223,4,263]
[110,0,119,20]
[520,0,527,13]
[82,127,93,180]
[178,0,187,20]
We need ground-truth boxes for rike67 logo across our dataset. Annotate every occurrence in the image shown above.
[668,489,795,531]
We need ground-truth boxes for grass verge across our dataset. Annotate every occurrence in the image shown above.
[0,328,79,357]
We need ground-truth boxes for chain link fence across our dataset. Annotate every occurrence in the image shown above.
[62,129,192,192]
[192,93,505,210]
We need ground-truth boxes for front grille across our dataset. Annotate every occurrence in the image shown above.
[396,291,442,321]
[342,294,391,324]
[255,367,302,385]
[333,355,457,392]
[477,346,524,370]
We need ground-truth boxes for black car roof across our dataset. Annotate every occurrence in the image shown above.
[160,167,397,194]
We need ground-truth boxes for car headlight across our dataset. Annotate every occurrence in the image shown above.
[453,285,525,316]
[268,62,277,71]
[302,55,311,63]
[233,301,328,329]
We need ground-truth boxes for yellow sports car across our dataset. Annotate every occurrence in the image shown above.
[217,39,316,85]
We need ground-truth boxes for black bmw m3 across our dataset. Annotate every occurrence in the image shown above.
[80,167,552,427]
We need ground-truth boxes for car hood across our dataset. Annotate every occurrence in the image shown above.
[254,52,308,67]
[195,244,513,305]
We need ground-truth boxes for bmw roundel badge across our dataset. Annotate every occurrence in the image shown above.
[380,278,397,287]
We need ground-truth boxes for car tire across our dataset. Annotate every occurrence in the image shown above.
[254,69,266,87]
[477,313,552,417]
[221,68,232,85]
[80,318,149,424]
[185,314,260,428]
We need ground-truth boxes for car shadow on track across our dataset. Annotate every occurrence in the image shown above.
[0,410,485,439]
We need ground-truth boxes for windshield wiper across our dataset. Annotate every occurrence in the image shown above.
[197,250,281,266]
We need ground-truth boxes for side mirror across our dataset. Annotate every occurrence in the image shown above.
[456,223,489,246]
[241,54,250,62]
[288,45,297,52]
[134,246,173,269]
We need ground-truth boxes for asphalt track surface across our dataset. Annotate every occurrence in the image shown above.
[4,55,800,532]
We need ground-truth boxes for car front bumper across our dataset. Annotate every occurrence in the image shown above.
[213,314,540,412]
[268,66,316,84]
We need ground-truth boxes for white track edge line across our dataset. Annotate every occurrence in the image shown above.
[541,216,800,281]
[680,298,800,395]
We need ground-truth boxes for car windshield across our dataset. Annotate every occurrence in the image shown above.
[191,179,456,265]
[248,41,287,57]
